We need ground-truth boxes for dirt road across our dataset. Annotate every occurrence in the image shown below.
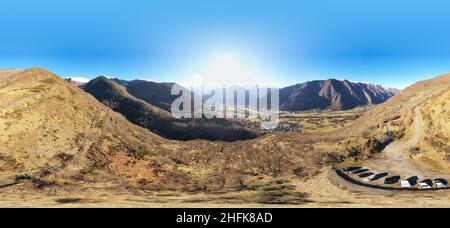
[362,109,449,180]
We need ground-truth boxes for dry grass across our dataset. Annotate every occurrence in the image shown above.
[277,108,366,133]
[408,89,450,173]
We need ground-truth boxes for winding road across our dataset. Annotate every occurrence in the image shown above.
[364,109,449,180]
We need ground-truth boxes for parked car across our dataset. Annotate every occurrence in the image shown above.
[370,173,389,182]
[433,179,447,189]
[343,167,361,172]
[384,176,401,185]
[401,180,411,188]
[364,174,377,182]
[351,169,369,174]
[419,182,432,189]
[359,172,374,178]
[406,176,419,186]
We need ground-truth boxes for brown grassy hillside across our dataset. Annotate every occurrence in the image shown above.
[0,68,181,186]
[408,88,450,173]
[353,73,450,140]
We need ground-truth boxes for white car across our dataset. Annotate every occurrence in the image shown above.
[364,174,377,182]
[419,182,432,189]
[401,180,411,188]
[434,180,447,189]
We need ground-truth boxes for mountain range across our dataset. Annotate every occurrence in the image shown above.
[96,78,399,112]
[70,76,401,141]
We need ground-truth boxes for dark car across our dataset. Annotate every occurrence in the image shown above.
[352,169,369,174]
[370,173,389,181]
[343,167,362,172]
[358,172,375,178]
[384,176,401,185]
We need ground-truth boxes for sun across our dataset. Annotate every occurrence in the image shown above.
[202,52,257,85]
[178,51,279,87]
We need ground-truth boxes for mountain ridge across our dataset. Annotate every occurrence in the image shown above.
[102,77,399,112]
[111,78,179,112]
[83,76,262,141]
[279,79,400,111]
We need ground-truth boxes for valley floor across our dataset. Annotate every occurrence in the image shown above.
[2,169,450,208]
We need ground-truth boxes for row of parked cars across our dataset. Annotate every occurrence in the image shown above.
[412,179,447,189]
[343,167,448,189]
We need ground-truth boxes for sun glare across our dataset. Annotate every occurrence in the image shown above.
[201,52,271,86]
[202,52,248,85]
[178,51,280,87]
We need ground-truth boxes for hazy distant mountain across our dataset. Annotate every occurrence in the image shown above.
[65,77,90,86]
[84,77,261,141]
[0,68,23,83]
[279,79,400,111]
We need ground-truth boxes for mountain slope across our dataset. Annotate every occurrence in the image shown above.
[354,73,450,137]
[83,77,261,141]
[348,73,450,174]
[112,79,179,112]
[0,68,193,188]
[279,79,399,111]
[410,87,450,172]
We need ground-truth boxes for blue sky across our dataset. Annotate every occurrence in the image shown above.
[1,0,450,88]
